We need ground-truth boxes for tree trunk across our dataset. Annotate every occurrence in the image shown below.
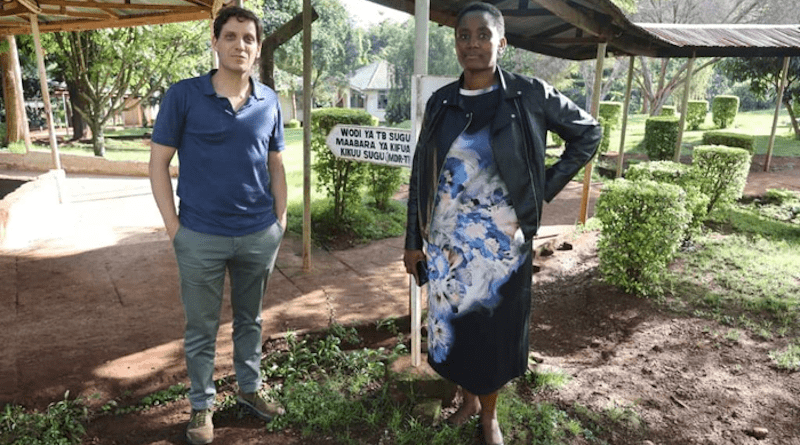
[66,79,88,141]
[90,122,105,156]
[784,97,800,140]
[1,35,31,147]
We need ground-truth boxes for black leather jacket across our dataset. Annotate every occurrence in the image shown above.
[405,68,602,250]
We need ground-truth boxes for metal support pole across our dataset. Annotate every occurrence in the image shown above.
[674,53,695,163]
[579,42,606,223]
[409,0,430,368]
[765,56,790,173]
[616,56,634,178]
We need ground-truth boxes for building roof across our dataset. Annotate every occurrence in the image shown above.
[349,60,391,92]
[367,0,800,60]
[0,0,215,35]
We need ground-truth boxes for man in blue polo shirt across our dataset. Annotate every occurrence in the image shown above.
[149,6,286,444]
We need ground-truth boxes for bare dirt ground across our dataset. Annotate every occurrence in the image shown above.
[8,155,799,444]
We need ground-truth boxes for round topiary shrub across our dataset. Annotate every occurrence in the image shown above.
[711,95,739,129]
[644,116,680,161]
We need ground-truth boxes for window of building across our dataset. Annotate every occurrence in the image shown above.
[377,90,388,110]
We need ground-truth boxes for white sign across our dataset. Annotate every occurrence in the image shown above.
[325,125,414,168]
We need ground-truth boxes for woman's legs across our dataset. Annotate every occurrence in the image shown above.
[477,391,502,445]
[449,387,481,425]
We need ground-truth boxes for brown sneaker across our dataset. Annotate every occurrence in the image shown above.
[186,408,213,445]
[237,388,285,422]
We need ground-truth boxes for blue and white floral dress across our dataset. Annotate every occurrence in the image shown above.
[425,86,534,395]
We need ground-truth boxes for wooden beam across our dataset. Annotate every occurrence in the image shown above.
[534,0,608,38]
[616,56,634,178]
[16,0,42,14]
[580,41,607,224]
[44,0,209,12]
[674,53,695,162]
[765,56,790,172]
[1,10,210,34]
[29,13,62,175]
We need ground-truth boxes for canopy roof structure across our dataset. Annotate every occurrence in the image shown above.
[0,0,217,35]
[369,0,800,59]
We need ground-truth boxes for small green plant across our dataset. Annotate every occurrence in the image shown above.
[0,392,88,445]
[769,342,800,371]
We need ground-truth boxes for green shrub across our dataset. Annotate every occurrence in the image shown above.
[660,105,676,116]
[595,179,691,297]
[686,100,708,130]
[365,164,404,210]
[311,108,373,221]
[598,101,623,154]
[692,145,752,214]
[711,95,739,129]
[701,131,755,154]
[286,119,301,129]
[644,116,680,161]
[625,161,710,238]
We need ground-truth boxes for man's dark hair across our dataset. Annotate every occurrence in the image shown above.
[455,2,505,37]
[213,6,264,44]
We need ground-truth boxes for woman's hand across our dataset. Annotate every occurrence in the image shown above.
[404,249,427,286]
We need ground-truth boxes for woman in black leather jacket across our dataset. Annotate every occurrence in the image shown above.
[403,3,601,444]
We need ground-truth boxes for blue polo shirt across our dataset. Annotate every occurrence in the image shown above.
[152,71,285,237]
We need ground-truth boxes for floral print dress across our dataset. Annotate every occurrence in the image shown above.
[424,87,534,395]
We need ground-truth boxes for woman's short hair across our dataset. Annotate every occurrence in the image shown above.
[213,6,264,44]
[455,2,505,37]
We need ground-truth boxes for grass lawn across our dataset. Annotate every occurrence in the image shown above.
[611,108,800,157]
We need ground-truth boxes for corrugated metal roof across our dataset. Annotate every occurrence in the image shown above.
[368,0,800,60]
[0,0,214,35]
[637,23,800,57]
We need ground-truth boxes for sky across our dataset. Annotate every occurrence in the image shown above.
[339,0,411,28]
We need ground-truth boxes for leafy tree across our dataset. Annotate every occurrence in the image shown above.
[49,22,208,156]
[268,0,367,107]
[718,57,800,139]
[628,0,780,115]
[370,19,460,124]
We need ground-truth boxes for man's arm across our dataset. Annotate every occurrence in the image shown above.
[268,150,287,230]
[149,141,180,240]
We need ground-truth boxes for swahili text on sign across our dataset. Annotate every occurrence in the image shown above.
[325,124,414,168]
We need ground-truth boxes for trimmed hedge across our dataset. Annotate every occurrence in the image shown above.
[686,100,708,130]
[598,101,623,154]
[595,178,691,297]
[660,105,676,116]
[625,161,710,238]
[644,116,680,161]
[692,145,752,214]
[711,95,739,129]
[701,130,755,154]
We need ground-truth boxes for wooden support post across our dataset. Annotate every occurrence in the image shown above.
[616,56,634,178]
[674,53,695,163]
[765,57,790,173]
[302,0,312,272]
[29,14,61,172]
[579,42,606,223]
